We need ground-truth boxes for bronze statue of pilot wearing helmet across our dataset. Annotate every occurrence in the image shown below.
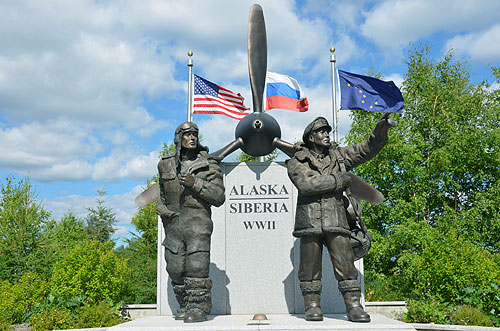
[156,122,225,323]
[287,113,395,322]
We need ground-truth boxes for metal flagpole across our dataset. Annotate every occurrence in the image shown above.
[330,46,338,142]
[187,51,194,122]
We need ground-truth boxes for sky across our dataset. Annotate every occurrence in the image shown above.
[1,0,499,245]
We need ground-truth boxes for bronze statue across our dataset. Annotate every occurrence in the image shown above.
[287,114,395,322]
[156,122,225,323]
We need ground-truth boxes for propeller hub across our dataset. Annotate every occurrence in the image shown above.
[235,112,281,156]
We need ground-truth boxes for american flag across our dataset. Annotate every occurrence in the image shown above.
[193,74,250,120]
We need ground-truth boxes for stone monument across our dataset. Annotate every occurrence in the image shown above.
[157,161,366,316]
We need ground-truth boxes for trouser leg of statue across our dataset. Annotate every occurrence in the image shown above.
[164,236,213,322]
[298,233,370,322]
[164,239,187,320]
[298,235,324,321]
[325,233,370,323]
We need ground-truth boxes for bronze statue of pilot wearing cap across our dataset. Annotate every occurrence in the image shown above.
[156,122,225,323]
[287,114,395,322]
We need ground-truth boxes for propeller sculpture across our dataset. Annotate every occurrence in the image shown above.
[134,4,384,207]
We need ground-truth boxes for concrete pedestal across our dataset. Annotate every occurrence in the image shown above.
[108,313,416,331]
[157,162,364,315]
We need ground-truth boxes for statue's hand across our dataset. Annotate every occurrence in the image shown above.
[373,112,397,139]
[156,202,169,216]
[179,173,195,188]
[336,172,352,190]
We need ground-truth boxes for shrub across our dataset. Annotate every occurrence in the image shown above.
[457,283,500,326]
[51,241,128,304]
[0,272,48,324]
[30,292,86,320]
[364,271,402,301]
[0,319,9,331]
[404,299,449,324]
[30,307,73,331]
[74,301,121,328]
[393,233,500,304]
[450,305,494,327]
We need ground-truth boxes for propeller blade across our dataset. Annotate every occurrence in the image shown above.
[209,138,244,162]
[272,137,296,158]
[134,182,160,207]
[347,173,384,205]
[248,4,267,113]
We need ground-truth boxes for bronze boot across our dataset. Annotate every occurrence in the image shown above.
[301,281,323,321]
[172,284,186,320]
[342,290,370,323]
[184,277,212,323]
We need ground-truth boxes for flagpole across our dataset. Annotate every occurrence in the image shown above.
[187,51,194,122]
[330,46,338,142]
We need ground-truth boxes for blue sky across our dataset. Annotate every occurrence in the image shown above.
[1,0,499,244]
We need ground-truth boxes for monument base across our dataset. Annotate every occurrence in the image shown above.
[108,313,416,331]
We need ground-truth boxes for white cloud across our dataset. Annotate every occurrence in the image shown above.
[117,151,159,181]
[360,0,500,55]
[0,119,97,172]
[445,24,500,64]
[29,161,94,182]
[0,117,162,182]
[0,36,178,128]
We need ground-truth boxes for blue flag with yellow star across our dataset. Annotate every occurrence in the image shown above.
[338,70,404,113]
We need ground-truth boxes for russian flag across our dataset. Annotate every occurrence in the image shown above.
[265,72,309,112]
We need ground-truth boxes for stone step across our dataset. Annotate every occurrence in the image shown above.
[107,313,416,331]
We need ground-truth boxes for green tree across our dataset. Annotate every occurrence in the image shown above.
[85,188,116,243]
[33,213,91,279]
[343,45,500,325]
[0,177,50,282]
[345,45,500,277]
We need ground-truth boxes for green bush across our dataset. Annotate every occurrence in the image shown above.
[393,232,500,304]
[450,305,494,327]
[404,300,449,324]
[51,241,128,304]
[0,272,48,324]
[457,283,500,326]
[30,307,73,331]
[74,301,121,328]
[30,292,86,320]
[0,319,9,331]
[364,271,402,301]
